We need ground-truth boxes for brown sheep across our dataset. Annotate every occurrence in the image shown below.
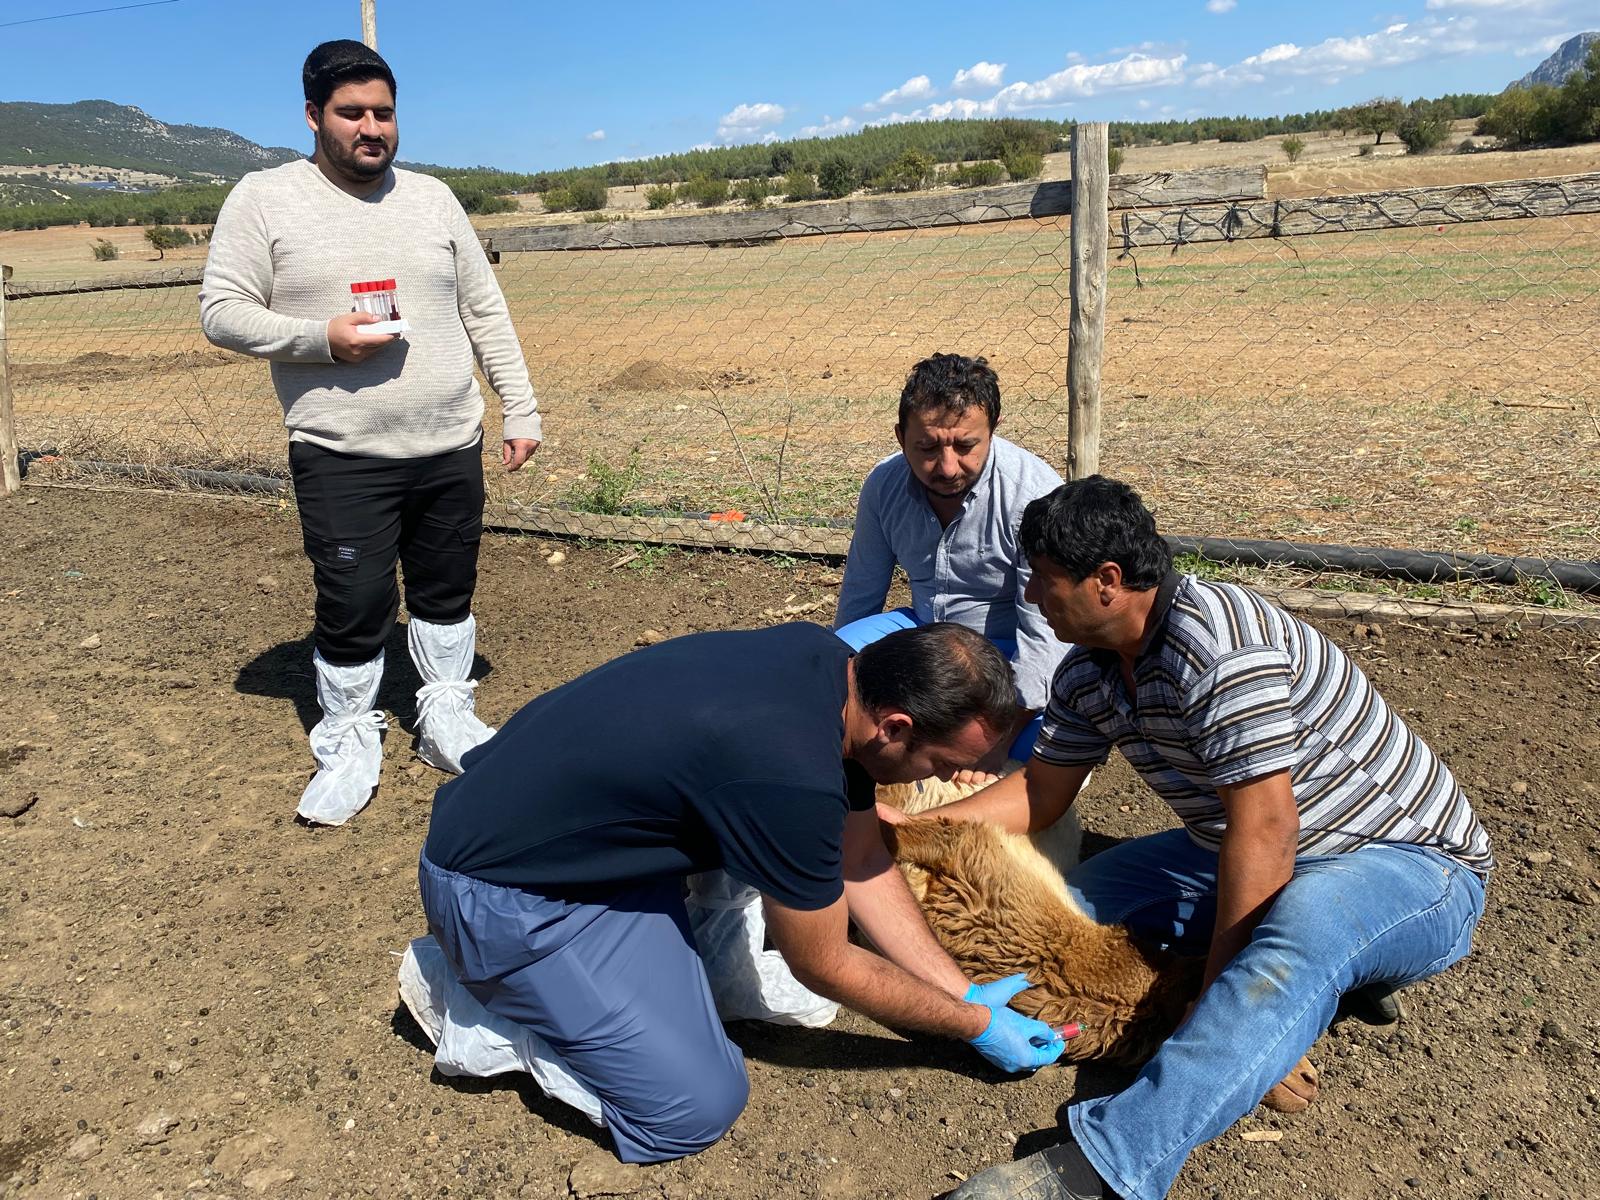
[882,811,1202,1066]
[876,779,1320,1111]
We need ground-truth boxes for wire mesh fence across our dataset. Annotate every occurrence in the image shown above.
[4,170,1599,616]
[1104,202,1600,612]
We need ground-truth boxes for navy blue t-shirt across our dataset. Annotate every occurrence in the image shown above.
[423,623,876,910]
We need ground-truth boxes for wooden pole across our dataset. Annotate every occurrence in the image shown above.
[0,266,21,498]
[360,0,377,50]
[1067,122,1108,481]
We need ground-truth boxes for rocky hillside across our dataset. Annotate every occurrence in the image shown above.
[1510,32,1599,90]
[0,99,298,180]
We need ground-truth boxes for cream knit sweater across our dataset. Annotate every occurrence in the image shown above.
[201,158,540,458]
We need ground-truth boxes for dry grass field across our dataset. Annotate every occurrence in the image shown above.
[2,134,1598,577]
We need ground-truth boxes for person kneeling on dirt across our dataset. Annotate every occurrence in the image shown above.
[834,352,1067,765]
[417,622,1066,1163]
[919,476,1493,1200]
[694,354,1072,1028]
[200,40,542,826]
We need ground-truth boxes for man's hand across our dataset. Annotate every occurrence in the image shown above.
[502,438,541,471]
[327,311,400,363]
[965,974,1065,1072]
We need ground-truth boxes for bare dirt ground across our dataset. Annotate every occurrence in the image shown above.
[2,486,1599,1200]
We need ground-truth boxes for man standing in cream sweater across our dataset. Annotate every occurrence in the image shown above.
[202,40,541,826]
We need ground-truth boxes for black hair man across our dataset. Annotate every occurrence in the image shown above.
[201,41,542,824]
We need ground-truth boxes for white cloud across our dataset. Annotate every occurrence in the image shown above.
[1425,0,1560,8]
[991,51,1188,107]
[878,50,1187,124]
[716,102,787,142]
[1515,31,1573,54]
[952,60,1006,90]
[1192,17,1489,86]
[797,114,857,138]
[877,50,1190,124]
[1206,0,1237,11]
[865,75,935,111]
[585,129,605,141]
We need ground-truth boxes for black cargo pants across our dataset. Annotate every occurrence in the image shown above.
[288,438,486,665]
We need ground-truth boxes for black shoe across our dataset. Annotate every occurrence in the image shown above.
[948,1141,1115,1200]
[1338,981,1406,1026]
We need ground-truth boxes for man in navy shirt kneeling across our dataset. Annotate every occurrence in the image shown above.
[419,621,1066,1163]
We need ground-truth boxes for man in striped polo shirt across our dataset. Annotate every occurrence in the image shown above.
[939,476,1492,1200]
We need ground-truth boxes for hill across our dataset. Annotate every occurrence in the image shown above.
[0,99,298,180]
[1510,33,1600,90]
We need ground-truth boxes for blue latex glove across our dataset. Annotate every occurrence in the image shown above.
[965,974,1065,1073]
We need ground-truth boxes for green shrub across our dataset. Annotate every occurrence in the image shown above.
[817,154,856,199]
[1476,83,1559,147]
[781,169,817,201]
[872,149,935,192]
[565,177,609,211]
[89,237,118,261]
[541,186,574,212]
[569,449,641,515]
[769,145,795,175]
[734,176,770,207]
[1281,135,1306,163]
[999,146,1043,181]
[1107,145,1125,174]
[644,184,675,210]
[1397,100,1451,154]
[945,160,1004,187]
[980,118,1053,158]
[678,174,730,207]
[1357,143,1375,157]
[144,224,193,260]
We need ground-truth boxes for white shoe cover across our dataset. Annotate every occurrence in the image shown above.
[397,935,603,1126]
[409,615,496,774]
[297,650,386,827]
[686,870,840,1028]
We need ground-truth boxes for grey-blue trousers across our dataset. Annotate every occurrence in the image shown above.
[418,854,750,1162]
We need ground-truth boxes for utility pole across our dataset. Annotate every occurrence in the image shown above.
[360,0,377,50]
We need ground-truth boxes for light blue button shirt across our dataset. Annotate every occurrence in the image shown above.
[834,435,1067,710]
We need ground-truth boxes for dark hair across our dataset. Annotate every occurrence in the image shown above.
[896,353,1000,430]
[853,623,1016,745]
[1019,475,1173,590]
[303,40,397,110]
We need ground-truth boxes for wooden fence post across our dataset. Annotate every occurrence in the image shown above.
[0,265,21,497]
[1067,123,1108,481]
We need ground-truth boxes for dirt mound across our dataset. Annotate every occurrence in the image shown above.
[603,359,760,393]
[11,348,238,386]
[604,359,704,392]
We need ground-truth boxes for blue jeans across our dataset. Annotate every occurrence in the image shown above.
[834,608,1043,760]
[1063,830,1487,1200]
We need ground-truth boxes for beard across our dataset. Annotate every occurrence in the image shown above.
[316,123,396,182]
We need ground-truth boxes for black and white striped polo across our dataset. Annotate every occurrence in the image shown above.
[1036,573,1494,876]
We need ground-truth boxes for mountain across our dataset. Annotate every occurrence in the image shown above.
[0,99,299,180]
[1510,32,1599,90]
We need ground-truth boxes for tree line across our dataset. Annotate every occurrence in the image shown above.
[0,182,230,232]
[1476,41,1600,147]
[4,67,1597,236]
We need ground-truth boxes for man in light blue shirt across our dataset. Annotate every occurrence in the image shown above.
[835,353,1067,761]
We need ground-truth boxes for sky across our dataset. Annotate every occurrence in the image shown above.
[1,0,1594,171]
